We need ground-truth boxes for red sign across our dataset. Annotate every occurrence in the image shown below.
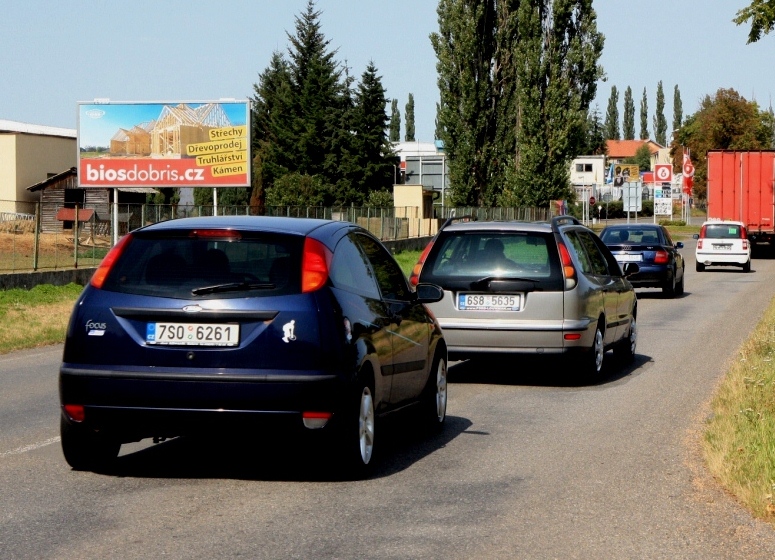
[589,196,596,206]
[654,164,672,183]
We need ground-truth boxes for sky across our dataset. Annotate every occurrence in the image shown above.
[2,0,773,145]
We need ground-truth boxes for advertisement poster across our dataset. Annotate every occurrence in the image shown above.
[78,100,250,187]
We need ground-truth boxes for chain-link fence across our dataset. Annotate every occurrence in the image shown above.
[0,200,550,272]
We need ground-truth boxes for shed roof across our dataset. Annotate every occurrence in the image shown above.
[0,119,76,138]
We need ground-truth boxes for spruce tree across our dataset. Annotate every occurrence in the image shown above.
[623,86,635,140]
[640,87,649,140]
[404,93,416,141]
[673,85,683,132]
[604,85,620,140]
[351,62,395,201]
[653,80,667,145]
[389,99,400,142]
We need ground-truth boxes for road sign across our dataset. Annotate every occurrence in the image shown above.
[589,196,596,205]
[655,164,672,183]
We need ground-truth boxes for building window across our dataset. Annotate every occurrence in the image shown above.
[575,163,593,173]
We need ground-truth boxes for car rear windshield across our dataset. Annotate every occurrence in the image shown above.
[420,230,563,290]
[101,230,304,299]
[704,224,742,239]
[600,228,662,245]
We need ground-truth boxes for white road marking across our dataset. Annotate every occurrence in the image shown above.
[0,436,60,457]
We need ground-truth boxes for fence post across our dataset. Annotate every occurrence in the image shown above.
[73,204,80,269]
[33,202,40,271]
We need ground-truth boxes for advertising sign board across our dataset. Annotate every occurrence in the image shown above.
[613,164,639,186]
[78,100,250,187]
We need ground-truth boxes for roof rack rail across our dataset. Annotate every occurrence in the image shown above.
[550,215,581,233]
[439,214,477,231]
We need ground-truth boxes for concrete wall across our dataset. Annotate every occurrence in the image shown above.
[0,268,95,291]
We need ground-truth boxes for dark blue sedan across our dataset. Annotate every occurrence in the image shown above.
[599,224,685,297]
[59,216,447,477]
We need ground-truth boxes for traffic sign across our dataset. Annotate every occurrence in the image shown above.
[589,196,596,206]
[655,164,672,183]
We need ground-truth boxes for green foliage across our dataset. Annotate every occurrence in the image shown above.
[389,99,400,142]
[673,85,683,131]
[623,143,653,171]
[581,105,607,155]
[640,87,649,140]
[623,86,635,140]
[250,0,394,207]
[653,81,667,145]
[671,88,774,200]
[365,189,394,208]
[734,0,775,43]
[604,85,620,140]
[265,173,332,206]
[404,93,416,142]
[434,0,602,207]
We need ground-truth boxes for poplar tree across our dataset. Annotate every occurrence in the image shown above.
[653,80,667,145]
[389,99,401,142]
[433,0,603,207]
[404,93,416,141]
[640,87,649,139]
[623,86,635,140]
[673,84,683,132]
[604,85,620,140]
[432,0,498,205]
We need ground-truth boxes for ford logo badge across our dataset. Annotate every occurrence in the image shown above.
[182,305,203,313]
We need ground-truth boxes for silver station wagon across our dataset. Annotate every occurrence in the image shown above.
[409,216,639,379]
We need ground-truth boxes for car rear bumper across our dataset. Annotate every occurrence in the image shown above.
[437,318,595,358]
[696,251,749,265]
[59,365,344,440]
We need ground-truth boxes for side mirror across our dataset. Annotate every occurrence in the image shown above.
[622,262,640,277]
[675,241,684,249]
[692,233,699,239]
[415,283,444,303]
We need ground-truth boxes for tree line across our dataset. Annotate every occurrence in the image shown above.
[152,0,775,210]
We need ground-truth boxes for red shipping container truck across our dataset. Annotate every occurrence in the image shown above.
[706,150,775,245]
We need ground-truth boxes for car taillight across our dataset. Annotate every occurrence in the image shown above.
[63,404,85,422]
[743,239,749,250]
[302,411,332,429]
[189,229,242,241]
[409,241,434,286]
[558,242,577,290]
[90,233,134,289]
[697,239,704,249]
[301,237,331,293]
[654,250,669,264]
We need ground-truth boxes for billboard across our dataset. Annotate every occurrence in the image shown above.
[612,164,639,186]
[77,100,250,187]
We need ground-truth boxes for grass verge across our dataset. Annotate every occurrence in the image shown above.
[702,298,775,523]
[0,283,83,354]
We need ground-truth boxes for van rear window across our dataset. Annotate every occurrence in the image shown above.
[704,224,742,239]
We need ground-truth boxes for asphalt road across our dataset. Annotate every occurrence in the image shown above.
[3,238,775,559]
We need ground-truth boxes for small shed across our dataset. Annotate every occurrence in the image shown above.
[27,167,158,235]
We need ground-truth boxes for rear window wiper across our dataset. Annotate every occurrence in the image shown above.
[192,282,276,296]
[471,276,540,290]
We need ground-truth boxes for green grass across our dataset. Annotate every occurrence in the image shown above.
[394,250,422,278]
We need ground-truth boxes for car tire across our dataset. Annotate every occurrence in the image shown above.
[585,324,605,381]
[614,316,637,364]
[676,267,685,295]
[696,262,705,272]
[420,349,448,432]
[662,270,677,297]
[60,416,120,472]
[743,259,751,273]
[337,374,377,478]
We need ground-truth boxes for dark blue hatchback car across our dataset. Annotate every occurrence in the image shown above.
[59,216,447,476]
